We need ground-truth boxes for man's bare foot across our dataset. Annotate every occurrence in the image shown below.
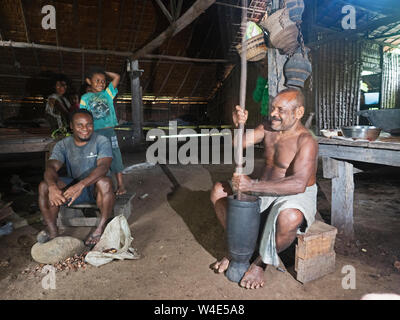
[239,257,266,289]
[115,186,127,196]
[211,257,230,274]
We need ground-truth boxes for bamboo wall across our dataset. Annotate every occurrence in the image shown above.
[382,52,400,109]
[312,40,362,131]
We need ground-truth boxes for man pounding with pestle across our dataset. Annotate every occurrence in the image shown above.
[210,88,318,289]
[38,109,115,247]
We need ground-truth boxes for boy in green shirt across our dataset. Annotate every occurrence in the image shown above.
[80,67,126,195]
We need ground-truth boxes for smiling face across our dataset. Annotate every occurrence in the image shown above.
[269,91,304,132]
[71,113,94,143]
[86,73,106,92]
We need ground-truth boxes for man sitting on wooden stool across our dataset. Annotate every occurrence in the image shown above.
[210,88,319,289]
[38,109,115,247]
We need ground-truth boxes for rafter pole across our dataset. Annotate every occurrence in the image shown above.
[131,0,216,60]
[155,0,173,23]
[0,41,229,62]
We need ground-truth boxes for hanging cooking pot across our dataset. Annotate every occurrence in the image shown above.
[284,46,312,88]
[260,8,299,55]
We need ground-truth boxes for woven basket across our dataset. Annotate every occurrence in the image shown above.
[260,8,299,55]
[236,33,267,62]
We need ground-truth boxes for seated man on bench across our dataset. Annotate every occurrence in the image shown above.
[38,109,115,246]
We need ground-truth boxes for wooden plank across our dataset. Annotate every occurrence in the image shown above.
[319,144,400,167]
[331,160,354,239]
[0,141,53,154]
[317,136,400,151]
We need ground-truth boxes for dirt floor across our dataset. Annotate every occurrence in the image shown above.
[0,149,399,300]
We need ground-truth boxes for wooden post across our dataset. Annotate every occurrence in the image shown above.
[128,60,143,145]
[331,160,355,239]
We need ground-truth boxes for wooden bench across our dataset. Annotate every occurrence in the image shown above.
[57,193,135,228]
[294,220,337,283]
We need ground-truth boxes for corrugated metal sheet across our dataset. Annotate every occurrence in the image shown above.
[312,40,362,131]
[382,52,400,109]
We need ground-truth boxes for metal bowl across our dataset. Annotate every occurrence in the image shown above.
[340,126,381,141]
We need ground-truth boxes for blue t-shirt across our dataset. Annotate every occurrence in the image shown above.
[80,83,118,130]
[49,133,113,180]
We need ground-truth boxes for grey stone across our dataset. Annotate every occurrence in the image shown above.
[31,236,86,264]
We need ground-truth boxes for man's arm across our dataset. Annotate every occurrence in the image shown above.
[63,157,112,206]
[233,134,318,195]
[105,71,120,89]
[232,105,265,148]
[44,159,67,206]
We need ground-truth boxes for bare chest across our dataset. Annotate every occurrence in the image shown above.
[263,134,298,169]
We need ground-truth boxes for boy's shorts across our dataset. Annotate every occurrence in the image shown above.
[60,177,96,205]
[96,127,124,173]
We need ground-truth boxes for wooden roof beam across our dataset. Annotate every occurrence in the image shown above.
[0,40,228,63]
[131,0,217,60]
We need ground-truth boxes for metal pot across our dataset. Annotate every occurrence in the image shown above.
[341,126,381,141]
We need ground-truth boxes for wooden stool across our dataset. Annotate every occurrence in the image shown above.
[294,220,337,283]
[57,193,135,228]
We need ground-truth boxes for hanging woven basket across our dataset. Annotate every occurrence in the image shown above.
[260,8,299,55]
[284,46,312,88]
[236,33,268,62]
[285,0,305,23]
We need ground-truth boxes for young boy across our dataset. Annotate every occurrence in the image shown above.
[80,67,126,195]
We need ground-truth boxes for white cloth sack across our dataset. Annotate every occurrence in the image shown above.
[85,215,140,267]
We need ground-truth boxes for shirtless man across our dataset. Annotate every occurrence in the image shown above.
[210,88,318,289]
[38,109,115,246]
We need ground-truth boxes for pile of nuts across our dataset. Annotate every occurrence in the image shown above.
[22,252,89,275]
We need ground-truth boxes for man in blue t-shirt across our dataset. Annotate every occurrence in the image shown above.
[38,109,115,247]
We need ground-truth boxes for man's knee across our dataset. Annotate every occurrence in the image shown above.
[95,177,114,194]
[210,182,230,204]
[277,208,304,234]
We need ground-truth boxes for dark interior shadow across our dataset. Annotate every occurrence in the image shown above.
[167,186,226,260]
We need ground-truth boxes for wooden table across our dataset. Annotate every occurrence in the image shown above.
[317,135,400,238]
[0,128,54,154]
